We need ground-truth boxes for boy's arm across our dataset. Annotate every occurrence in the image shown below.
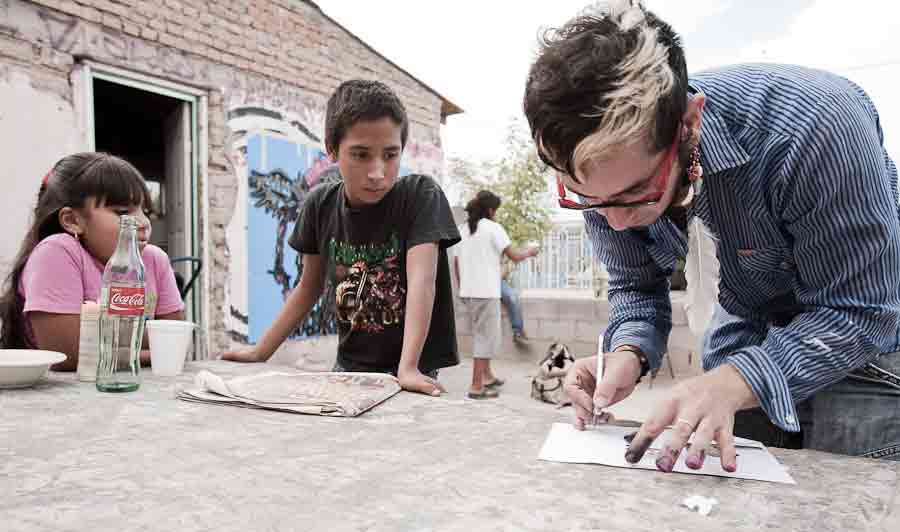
[221,254,326,362]
[397,242,445,396]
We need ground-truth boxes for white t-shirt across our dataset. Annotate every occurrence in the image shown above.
[454,218,511,299]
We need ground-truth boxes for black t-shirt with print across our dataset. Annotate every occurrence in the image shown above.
[288,174,461,374]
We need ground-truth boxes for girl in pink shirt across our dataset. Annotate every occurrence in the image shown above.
[0,153,185,370]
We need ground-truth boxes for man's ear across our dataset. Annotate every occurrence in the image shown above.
[682,93,706,139]
[58,207,84,238]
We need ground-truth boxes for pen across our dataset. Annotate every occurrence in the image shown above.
[596,333,605,418]
[589,334,605,428]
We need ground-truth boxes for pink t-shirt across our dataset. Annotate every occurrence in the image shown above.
[18,233,185,347]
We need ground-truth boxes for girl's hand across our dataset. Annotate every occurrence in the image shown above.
[625,363,758,473]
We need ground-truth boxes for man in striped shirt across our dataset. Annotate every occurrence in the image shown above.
[524,0,900,471]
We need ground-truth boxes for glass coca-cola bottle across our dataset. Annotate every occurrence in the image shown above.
[96,215,146,392]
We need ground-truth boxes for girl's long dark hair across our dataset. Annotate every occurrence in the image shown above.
[0,153,150,349]
[465,190,501,235]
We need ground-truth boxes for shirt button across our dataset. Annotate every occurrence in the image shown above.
[785,415,796,424]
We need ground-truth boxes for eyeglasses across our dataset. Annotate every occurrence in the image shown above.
[556,132,680,211]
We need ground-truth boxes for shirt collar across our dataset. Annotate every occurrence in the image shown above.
[689,82,751,175]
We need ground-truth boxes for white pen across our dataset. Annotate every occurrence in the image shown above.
[589,334,605,428]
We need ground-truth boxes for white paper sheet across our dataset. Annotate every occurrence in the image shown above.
[538,423,795,484]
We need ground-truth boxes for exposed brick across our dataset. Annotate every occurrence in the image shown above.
[100,12,123,30]
[10,0,450,350]
[81,7,103,22]
[140,27,159,41]
[122,21,141,37]
[42,1,83,18]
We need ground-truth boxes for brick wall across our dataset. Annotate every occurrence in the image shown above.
[0,0,451,354]
[24,0,445,133]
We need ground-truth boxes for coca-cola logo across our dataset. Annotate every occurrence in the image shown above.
[108,286,145,316]
[110,293,145,307]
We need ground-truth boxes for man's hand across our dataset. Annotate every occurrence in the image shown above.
[220,347,265,363]
[625,363,757,473]
[564,351,642,430]
[398,368,446,397]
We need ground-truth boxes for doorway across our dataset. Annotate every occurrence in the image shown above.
[80,65,202,323]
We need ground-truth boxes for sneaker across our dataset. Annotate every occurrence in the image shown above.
[513,331,530,345]
[484,378,505,389]
[466,388,500,399]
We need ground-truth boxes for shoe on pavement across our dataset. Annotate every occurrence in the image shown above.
[466,388,500,399]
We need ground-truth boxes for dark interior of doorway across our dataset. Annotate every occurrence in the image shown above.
[92,78,180,254]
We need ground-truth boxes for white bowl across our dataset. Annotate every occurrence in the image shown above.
[0,349,67,389]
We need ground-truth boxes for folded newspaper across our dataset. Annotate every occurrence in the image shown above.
[178,370,402,417]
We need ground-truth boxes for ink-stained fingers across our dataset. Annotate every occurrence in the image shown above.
[564,362,596,422]
[573,415,587,431]
[656,413,698,472]
[716,427,738,472]
[686,420,716,470]
[624,412,671,464]
[567,386,594,426]
[625,395,680,465]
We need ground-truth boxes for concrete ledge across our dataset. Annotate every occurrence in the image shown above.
[456,290,701,377]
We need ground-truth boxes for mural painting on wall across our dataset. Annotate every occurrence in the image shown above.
[226,106,429,345]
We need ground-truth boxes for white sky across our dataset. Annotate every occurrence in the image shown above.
[319,0,900,209]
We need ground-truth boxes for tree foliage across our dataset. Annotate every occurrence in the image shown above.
[449,120,552,246]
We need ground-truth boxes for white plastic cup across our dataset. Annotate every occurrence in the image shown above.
[146,320,195,377]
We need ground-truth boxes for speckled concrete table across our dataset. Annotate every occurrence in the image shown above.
[1,360,898,532]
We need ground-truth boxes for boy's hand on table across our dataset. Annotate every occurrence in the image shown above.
[398,368,446,397]
[220,347,265,363]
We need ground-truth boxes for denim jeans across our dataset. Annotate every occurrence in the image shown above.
[733,351,900,460]
[500,279,524,334]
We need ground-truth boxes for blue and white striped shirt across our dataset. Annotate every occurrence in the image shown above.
[586,63,900,432]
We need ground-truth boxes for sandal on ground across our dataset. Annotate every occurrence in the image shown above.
[484,378,505,388]
[466,388,500,399]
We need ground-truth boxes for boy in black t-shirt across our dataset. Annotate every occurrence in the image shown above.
[223,80,460,396]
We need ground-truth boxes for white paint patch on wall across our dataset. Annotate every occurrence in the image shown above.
[0,67,79,278]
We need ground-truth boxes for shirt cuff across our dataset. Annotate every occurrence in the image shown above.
[606,321,664,371]
[727,347,801,432]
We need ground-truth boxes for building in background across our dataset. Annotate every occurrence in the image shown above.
[0,0,461,354]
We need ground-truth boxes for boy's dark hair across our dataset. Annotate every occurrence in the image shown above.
[465,190,501,235]
[325,80,409,156]
[0,153,150,349]
[523,2,688,179]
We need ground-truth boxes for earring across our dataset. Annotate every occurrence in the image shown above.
[687,145,703,182]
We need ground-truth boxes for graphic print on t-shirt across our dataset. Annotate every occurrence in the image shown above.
[330,234,405,334]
